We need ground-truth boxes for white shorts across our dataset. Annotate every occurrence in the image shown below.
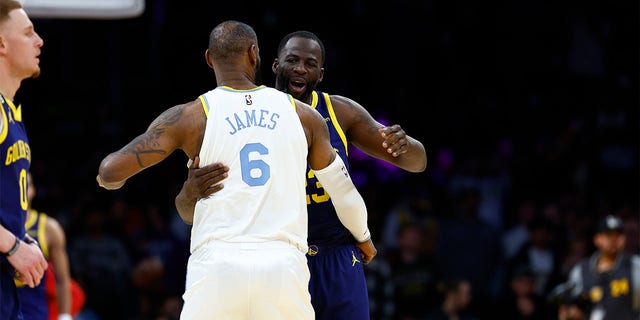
[180,241,314,320]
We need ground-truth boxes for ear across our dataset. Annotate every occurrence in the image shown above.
[318,67,325,83]
[204,49,213,69]
[249,44,259,67]
[271,58,279,74]
[0,35,6,54]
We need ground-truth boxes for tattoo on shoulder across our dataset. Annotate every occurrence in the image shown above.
[149,105,183,130]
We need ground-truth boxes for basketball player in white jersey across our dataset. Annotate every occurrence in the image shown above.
[96,20,376,320]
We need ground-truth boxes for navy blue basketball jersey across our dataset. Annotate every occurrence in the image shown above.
[0,94,29,240]
[305,91,351,247]
[305,91,370,319]
[17,210,49,320]
[0,93,30,320]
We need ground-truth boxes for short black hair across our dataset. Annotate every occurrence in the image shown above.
[208,20,257,60]
[277,30,326,65]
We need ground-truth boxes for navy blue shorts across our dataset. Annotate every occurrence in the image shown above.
[307,243,369,320]
[0,262,22,319]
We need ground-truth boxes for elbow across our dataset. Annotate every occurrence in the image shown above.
[417,155,427,172]
[97,156,126,190]
[405,151,427,173]
[405,140,427,173]
[414,143,427,172]
[98,162,119,185]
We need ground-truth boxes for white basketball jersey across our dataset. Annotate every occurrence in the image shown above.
[191,86,309,253]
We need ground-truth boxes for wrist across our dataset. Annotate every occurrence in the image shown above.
[2,235,20,257]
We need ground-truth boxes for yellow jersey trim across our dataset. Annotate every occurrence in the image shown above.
[321,92,348,156]
[198,95,209,118]
[0,102,7,143]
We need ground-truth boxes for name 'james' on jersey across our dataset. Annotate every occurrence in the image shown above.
[191,86,309,254]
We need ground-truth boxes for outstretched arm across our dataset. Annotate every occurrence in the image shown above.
[175,156,229,225]
[298,100,377,264]
[331,95,427,172]
[97,100,204,190]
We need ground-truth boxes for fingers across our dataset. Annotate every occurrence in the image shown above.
[379,125,408,157]
[204,165,229,183]
[357,249,371,265]
[187,161,229,199]
[356,240,377,265]
[205,183,224,196]
[28,269,40,288]
[198,163,229,188]
[15,249,47,288]
[15,271,35,288]
[361,252,375,265]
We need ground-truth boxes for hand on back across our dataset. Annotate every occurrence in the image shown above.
[184,155,229,200]
[379,124,409,157]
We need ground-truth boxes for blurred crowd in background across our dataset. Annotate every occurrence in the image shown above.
[12,1,637,319]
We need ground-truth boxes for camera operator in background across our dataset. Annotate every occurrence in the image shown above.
[557,215,640,320]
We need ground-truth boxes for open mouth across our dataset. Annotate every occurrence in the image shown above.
[288,79,306,97]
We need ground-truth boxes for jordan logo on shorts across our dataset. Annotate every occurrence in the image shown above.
[351,251,361,266]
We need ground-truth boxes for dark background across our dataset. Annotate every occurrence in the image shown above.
[13,1,639,319]
[20,0,638,223]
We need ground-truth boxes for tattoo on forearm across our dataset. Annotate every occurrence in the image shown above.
[119,106,183,168]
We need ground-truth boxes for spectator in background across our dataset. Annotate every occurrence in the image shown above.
[507,217,563,296]
[558,214,640,320]
[559,236,590,279]
[499,265,554,320]
[425,277,478,320]
[128,204,189,319]
[620,210,640,255]
[364,255,394,320]
[387,222,439,319]
[434,187,503,317]
[68,206,131,319]
[502,199,537,261]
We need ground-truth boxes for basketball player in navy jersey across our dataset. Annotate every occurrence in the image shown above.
[97,20,375,319]
[175,30,426,319]
[0,1,49,318]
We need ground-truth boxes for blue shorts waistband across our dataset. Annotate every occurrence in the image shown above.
[306,243,354,256]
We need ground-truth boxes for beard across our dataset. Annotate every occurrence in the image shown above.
[274,70,318,104]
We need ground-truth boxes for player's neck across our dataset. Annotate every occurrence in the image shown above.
[218,79,258,90]
[0,75,20,101]
[0,68,22,101]
[596,252,618,272]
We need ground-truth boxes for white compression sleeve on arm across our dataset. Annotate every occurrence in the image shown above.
[312,156,371,242]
